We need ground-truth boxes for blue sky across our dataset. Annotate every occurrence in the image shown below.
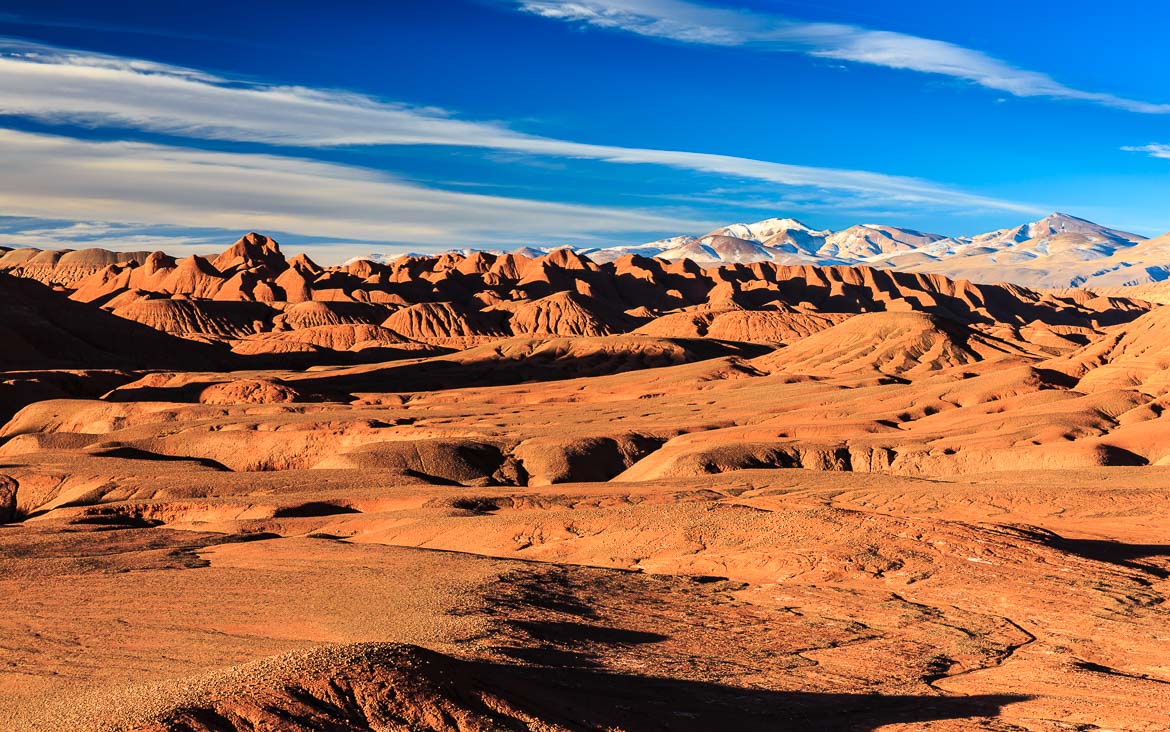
[0,0,1168,262]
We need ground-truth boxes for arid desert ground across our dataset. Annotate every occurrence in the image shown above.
[3,236,1170,731]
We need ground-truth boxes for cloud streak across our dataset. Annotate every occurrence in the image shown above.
[0,40,1036,214]
[515,0,1170,114]
[1123,144,1170,160]
[0,128,710,259]
[0,220,234,257]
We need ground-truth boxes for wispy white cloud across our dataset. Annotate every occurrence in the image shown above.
[0,221,230,256]
[515,0,1170,114]
[0,40,1036,214]
[0,219,415,261]
[0,40,487,145]
[1123,143,1170,160]
[0,128,711,261]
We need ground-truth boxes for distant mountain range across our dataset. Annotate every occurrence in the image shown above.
[585,213,1170,289]
[347,212,1170,290]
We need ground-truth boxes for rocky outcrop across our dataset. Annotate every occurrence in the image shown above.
[506,292,630,337]
[382,301,505,345]
[512,434,664,485]
[0,475,17,523]
[199,379,305,405]
[121,643,582,732]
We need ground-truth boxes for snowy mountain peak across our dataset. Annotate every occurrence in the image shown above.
[819,224,946,260]
[970,213,1146,248]
[1026,212,1109,238]
[705,217,827,244]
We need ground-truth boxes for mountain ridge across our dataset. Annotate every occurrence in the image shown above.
[332,212,1159,290]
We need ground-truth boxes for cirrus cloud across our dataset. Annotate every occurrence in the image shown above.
[1122,144,1170,160]
[0,39,1037,215]
[514,0,1170,114]
[0,128,714,261]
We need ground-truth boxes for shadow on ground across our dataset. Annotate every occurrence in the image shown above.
[1011,525,1170,579]
[467,661,1029,731]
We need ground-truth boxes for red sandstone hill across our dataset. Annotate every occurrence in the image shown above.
[0,235,1149,363]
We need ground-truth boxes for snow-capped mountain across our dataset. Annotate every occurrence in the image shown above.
[346,213,1164,290]
[706,217,829,245]
[872,213,1149,287]
[343,252,404,266]
[820,225,945,260]
[581,212,1154,288]
[343,246,555,267]
[584,218,953,267]
[579,235,700,262]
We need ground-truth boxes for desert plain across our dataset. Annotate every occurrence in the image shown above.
[2,235,1170,731]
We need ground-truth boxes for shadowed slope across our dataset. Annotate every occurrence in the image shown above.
[0,273,228,371]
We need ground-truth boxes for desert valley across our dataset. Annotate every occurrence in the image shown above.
[4,1,1170,729]
[3,214,1170,730]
